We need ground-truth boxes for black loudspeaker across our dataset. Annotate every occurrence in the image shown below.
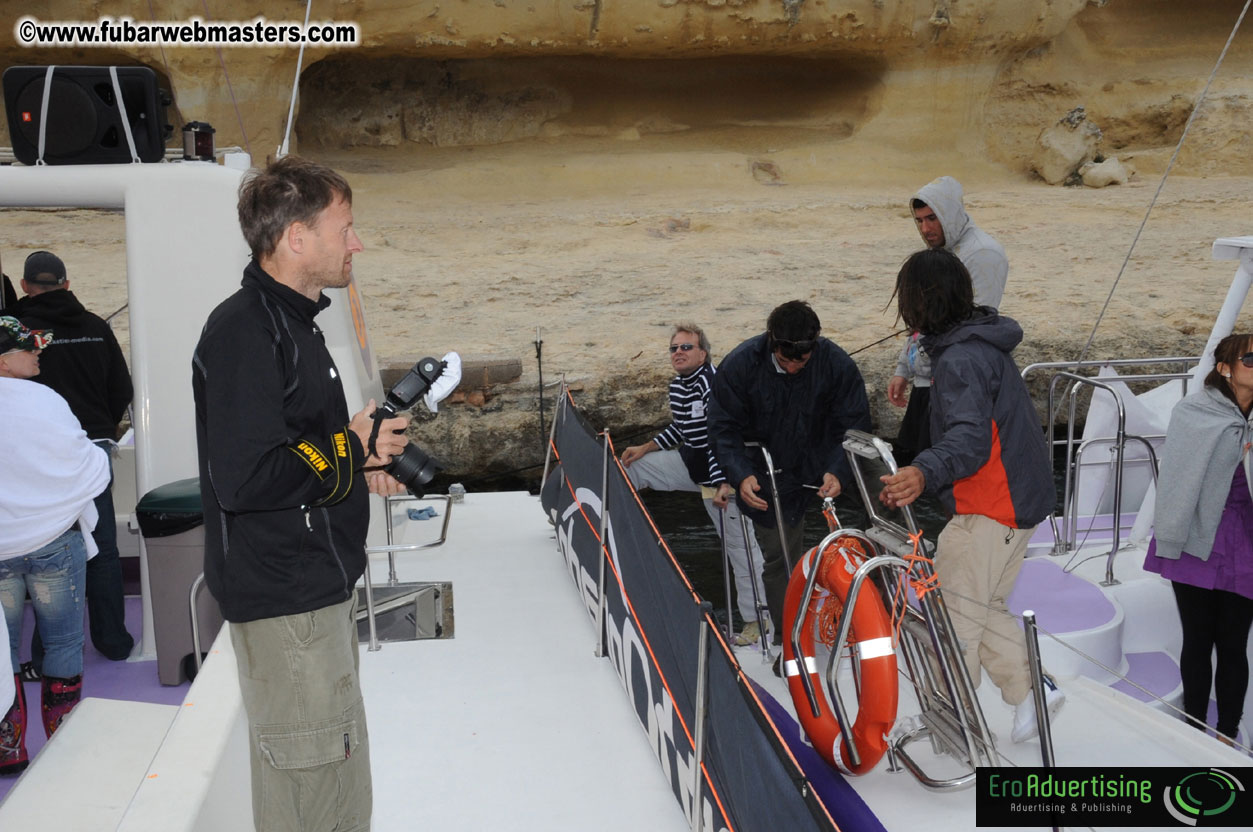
[3,66,171,165]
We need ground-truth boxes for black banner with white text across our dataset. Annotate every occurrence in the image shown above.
[541,391,840,832]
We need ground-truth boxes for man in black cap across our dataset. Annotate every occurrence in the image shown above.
[707,300,872,654]
[16,251,135,664]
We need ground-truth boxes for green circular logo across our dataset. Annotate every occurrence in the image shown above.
[1164,769,1244,826]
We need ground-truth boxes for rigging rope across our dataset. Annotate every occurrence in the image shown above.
[1074,0,1252,365]
[200,0,252,159]
[278,0,315,158]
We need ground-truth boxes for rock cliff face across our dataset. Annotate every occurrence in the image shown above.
[7,1,1250,172]
[4,0,1252,482]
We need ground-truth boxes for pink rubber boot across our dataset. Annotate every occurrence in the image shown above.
[40,673,82,738]
[0,674,29,776]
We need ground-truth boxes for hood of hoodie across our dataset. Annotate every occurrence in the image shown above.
[1195,382,1253,424]
[913,176,970,251]
[16,288,88,326]
[921,308,1022,359]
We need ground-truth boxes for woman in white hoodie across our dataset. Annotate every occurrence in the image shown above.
[1145,332,1253,746]
[0,316,110,775]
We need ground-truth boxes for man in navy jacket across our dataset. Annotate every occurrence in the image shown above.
[707,301,871,647]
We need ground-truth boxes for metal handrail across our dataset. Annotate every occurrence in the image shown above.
[595,430,610,658]
[738,513,774,664]
[1022,611,1056,769]
[361,492,456,652]
[382,493,452,583]
[1063,434,1160,554]
[838,430,999,788]
[1023,359,1194,578]
[745,442,794,575]
[842,429,920,540]
[1021,356,1200,379]
[189,573,208,674]
[540,378,565,488]
[786,527,872,720]
[819,549,911,772]
[718,510,769,662]
[1046,371,1169,584]
[690,608,712,832]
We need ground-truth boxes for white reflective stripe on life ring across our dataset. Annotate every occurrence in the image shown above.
[856,636,894,661]
[784,656,819,677]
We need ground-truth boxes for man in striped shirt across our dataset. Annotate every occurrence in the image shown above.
[621,324,769,646]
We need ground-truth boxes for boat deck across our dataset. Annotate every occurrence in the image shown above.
[358,490,686,830]
[2,491,689,831]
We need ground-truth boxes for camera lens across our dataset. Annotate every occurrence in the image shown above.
[386,444,441,496]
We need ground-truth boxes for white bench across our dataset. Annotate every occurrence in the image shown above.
[0,697,177,829]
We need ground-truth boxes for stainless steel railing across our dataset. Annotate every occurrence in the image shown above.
[360,492,454,652]
[1021,357,1199,584]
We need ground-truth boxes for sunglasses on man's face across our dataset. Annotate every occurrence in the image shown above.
[772,337,816,360]
[669,343,697,354]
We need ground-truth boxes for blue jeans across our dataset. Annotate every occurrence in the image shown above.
[32,441,133,667]
[0,529,87,678]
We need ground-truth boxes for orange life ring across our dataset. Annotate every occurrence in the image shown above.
[781,534,897,775]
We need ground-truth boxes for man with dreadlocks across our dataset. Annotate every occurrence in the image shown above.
[880,247,1061,744]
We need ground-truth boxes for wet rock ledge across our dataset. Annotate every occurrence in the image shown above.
[387,326,1207,488]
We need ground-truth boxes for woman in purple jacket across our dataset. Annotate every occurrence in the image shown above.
[1145,333,1253,745]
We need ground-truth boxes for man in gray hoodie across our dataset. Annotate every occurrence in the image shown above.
[888,176,1008,460]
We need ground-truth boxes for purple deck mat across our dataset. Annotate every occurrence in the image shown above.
[1110,653,1251,753]
[1028,513,1140,548]
[749,679,889,832]
[1008,557,1117,633]
[1109,651,1178,703]
[0,596,188,803]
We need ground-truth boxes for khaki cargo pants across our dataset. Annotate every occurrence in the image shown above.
[231,594,371,832]
[934,514,1035,707]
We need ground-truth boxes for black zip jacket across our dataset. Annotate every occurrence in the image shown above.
[15,289,132,440]
[707,333,871,527]
[1,274,15,310]
[193,262,368,622]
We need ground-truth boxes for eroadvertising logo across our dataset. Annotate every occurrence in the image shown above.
[976,767,1251,827]
[1164,769,1246,826]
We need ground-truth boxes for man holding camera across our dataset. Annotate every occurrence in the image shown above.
[707,300,871,653]
[193,156,407,832]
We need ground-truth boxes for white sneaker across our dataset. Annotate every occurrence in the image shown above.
[1012,677,1066,743]
[734,619,772,647]
[734,621,762,646]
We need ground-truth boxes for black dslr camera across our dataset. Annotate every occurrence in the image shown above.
[369,357,444,495]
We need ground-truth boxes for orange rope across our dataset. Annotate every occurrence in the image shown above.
[813,536,866,648]
[807,527,941,654]
[888,529,941,646]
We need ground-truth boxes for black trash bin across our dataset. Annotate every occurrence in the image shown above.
[136,477,223,685]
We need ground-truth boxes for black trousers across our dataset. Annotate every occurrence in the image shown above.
[895,385,932,465]
[753,516,807,646]
[1172,581,1253,738]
